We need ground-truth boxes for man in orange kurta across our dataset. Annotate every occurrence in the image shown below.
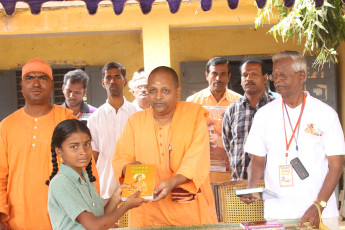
[113,66,218,227]
[0,58,98,229]
[186,57,241,106]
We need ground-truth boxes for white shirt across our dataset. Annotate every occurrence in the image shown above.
[244,92,345,219]
[88,98,137,199]
[132,99,143,111]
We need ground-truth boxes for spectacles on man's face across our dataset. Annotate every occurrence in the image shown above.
[241,73,261,79]
[268,71,301,81]
[135,85,148,90]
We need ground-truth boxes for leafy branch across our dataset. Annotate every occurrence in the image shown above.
[255,0,345,67]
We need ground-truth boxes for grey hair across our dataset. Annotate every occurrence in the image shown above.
[128,71,148,91]
[272,51,307,75]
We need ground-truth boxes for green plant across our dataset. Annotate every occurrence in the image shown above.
[255,0,345,67]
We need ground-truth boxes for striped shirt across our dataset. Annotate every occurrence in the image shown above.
[222,92,274,180]
[61,100,97,124]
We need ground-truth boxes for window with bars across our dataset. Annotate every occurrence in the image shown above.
[16,67,86,109]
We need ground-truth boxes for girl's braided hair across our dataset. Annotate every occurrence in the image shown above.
[46,119,96,185]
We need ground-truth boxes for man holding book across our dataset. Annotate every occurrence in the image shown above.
[113,66,218,227]
[244,51,344,229]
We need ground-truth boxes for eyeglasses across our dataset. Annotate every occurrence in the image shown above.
[268,71,301,81]
[241,73,261,79]
[135,85,148,90]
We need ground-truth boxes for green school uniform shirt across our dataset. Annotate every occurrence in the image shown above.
[48,164,104,230]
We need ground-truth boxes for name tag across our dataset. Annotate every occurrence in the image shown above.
[279,165,293,187]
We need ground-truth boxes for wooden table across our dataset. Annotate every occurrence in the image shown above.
[114,220,311,230]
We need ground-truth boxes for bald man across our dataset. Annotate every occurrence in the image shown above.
[113,66,218,227]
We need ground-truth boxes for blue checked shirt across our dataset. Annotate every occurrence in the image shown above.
[222,92,275,181]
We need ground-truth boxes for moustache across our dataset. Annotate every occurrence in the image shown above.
[153,100,165,104]
[109,84,120,88]
[139,92,148,96]
[245,81,256,86]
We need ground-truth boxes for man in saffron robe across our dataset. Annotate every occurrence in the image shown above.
[0,58,98,229]
[113,66,218,227]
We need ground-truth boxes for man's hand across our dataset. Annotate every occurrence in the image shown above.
[152,174,189,202]
[124,191,148,209]
[0,222,9,230]
[152,178,175,202]
[299,203,321,229]
[122,161,143,177]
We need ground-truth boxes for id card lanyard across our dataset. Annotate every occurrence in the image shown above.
[282,93,306,165]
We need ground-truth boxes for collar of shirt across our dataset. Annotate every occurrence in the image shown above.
[242,91,274,109]
[59,163,89,185]
[132,99,143,111]
[80,101,90,113]
[105,97,131,114]
[61,100,89,113]
[203,87,229,101]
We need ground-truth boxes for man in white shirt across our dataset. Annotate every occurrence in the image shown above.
[88,62,137,204]
[128,69,149,111]
[243,51,344,229]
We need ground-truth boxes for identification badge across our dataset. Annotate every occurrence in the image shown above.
[279,165,293,187]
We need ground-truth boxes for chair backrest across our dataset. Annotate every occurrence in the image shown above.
[217,180,265,223]
[118,202,129,228]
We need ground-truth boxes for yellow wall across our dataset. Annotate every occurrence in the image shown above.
[170,26,304,77]
[0,32,144,99]
[0,1,344,124]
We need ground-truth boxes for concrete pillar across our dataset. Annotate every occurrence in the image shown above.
[142,22,170,73]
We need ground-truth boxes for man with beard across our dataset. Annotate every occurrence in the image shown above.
[243,51,344,229]
[208,121,230,172]
[88,62,137,205]
[61,69,97,123]
[0,58,77,229]
[186,56,241,106]
[113,66,218,226]
[222,57,274,181]
[128,70,149,110]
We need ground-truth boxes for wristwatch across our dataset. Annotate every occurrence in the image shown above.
[315,199,327,208]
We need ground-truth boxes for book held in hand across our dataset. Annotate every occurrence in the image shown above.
[240,220,284,229]
[235,187,278,201]
[121,164,156,201]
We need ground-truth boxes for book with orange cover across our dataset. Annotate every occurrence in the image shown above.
[121,164,156,201]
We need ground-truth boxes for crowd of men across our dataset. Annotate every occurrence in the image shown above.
[0,50,344,229]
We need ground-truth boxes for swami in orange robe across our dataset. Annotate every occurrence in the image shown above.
[0,105,99,229]
[113,102,218,227]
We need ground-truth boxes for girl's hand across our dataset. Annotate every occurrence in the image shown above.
[124,191,147,209]
[111,184,131,204]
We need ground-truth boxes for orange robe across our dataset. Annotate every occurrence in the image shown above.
[0,105,99,229]
[113,102,218,227]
